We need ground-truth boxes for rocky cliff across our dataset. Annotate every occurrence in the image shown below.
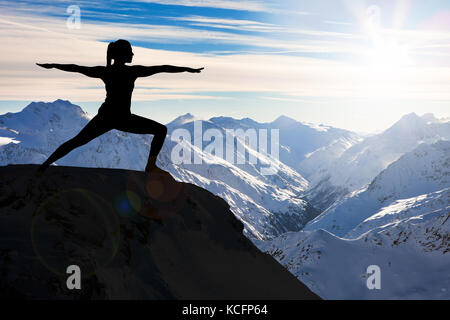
[0,164,319,299]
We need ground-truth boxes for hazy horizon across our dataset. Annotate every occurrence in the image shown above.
[2,98,448,135]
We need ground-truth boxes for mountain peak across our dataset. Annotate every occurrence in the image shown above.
[383,112,427,136]
[168,113,197,127]
[53,98,72,104]
[23,99,85,115]
[402,112,420,119]
[397,112,422,124]
[181,112,194,118]
[209,116,261,128]
[421,113,438,124]
[272,115,298,126]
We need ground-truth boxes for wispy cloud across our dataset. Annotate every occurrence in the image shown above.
[169,15,358,39]
[132,0,272,12]
[0,8,364,55]
[261,96,329,104]
[324,20,354,26]
[2,8,450,106]
[167,15,282,32]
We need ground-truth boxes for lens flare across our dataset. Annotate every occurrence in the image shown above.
[123,171,188,220]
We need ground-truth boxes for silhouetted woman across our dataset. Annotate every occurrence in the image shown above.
[36,39,203,174]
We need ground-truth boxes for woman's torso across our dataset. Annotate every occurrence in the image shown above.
[98,65,136,116]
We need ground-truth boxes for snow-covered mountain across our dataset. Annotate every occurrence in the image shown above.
[256,208,449,299]
[208,114,361,174]
[304,141,450,237]
[185,114,361,218]
[0,100,153,169]
[346,187,449,239]
[153,112,358,239]
[255,141,450,299]
[163,115,322,239]
[305,113,450,210]
[0,100,321,240]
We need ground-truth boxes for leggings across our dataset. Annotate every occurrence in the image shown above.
[41,112,167,168]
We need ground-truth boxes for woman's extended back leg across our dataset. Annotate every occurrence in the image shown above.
[38,115,112,172]
[115,114,168,172]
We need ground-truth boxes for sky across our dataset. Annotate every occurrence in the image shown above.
[0,0,450,132]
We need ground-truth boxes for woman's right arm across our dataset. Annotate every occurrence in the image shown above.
[36,63,104,78]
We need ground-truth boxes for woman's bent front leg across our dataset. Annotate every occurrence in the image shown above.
[115,114,168,173]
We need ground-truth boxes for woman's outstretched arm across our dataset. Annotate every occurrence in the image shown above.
[36,63,104,78]
[133,65,204,78]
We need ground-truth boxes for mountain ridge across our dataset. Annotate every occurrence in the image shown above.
[304,111,450,211]
[304,140,450,237]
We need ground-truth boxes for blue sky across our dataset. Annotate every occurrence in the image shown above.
[1,0,450,132]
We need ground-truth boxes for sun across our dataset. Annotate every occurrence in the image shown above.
[361,4,414,71]
[361,18,415,99]
[368,38,413,70]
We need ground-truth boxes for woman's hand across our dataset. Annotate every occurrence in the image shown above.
[36,63,56,69]
[188,67,204,73]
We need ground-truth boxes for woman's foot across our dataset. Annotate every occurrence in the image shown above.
[34,164,47,177]
[145,155,158,174]
[38,162,48,172]
[145,163,166,175]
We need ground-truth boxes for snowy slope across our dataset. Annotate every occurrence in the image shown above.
[306,113,450,210]
[198,114,361,214]
[0,100,318,240]
[304,141,450,237]
[256,208,449,299]
[347,188,450,238]
[255,138,450,300]
[299,135,362,179]
[162,115,319,239]
[209,115,360,174]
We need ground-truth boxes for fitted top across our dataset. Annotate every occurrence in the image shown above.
[98,65,137,115]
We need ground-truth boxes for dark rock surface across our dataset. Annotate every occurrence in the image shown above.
[0,164,319,300]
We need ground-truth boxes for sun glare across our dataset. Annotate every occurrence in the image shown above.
[363,6,414,71]
[355,5,417,100]
[368,38,413,70]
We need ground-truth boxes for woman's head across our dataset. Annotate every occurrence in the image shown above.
[107,39,134,66]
